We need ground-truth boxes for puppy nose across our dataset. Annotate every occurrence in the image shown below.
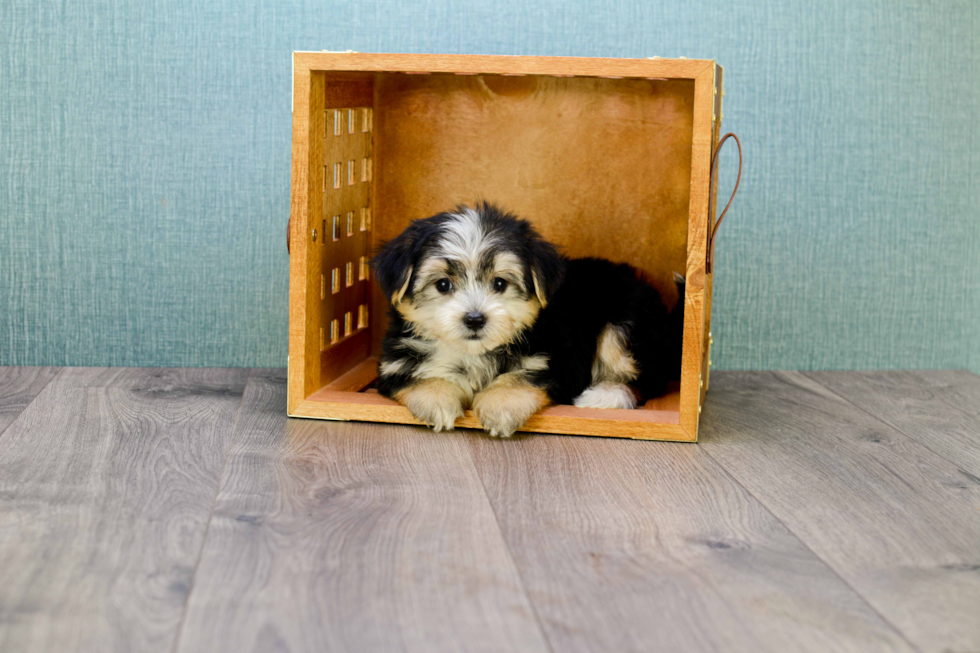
[463,312,487,330]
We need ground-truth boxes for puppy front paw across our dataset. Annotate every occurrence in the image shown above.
[396,378,467,432]
[473,382,549,438]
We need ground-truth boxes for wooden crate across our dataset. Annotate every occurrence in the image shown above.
[288,52,725,441]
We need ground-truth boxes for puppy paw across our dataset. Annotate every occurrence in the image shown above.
[473,382,549,438]
[573,382,638,409]
[396,379,467,431]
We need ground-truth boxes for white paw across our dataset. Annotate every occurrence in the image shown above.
[474,403,523,437]
[398,381,466,431]
[412,399,464,431]
[473,385,547,437]
[573,382,638,409]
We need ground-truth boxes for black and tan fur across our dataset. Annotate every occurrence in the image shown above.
[371,202,683,437]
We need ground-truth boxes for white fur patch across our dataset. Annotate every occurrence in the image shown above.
[410,339,500,401]
[379,358,407,377]
[521,354,549,372]
[573,382,638,409]
[436,208,497,266]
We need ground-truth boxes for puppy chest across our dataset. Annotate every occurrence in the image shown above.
[415,347,502,395]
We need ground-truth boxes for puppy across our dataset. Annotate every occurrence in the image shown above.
[370,202,684,437]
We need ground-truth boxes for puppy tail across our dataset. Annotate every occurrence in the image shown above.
[671,273,686,359]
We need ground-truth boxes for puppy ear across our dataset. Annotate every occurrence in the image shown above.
[390,266,413,305]
[371,233,415,306]
[370,217,440,305]
[525,229,565,308]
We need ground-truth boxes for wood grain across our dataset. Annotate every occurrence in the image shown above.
[288,57,314,413]
[701,64,723,404]
[318,98,373,381]
[302,70,326,393]
[298,362,686,440]
[374,73,694,304]
[678,64,716,438]
[699,371,980,653]
[296,52,713,79]
[468,433,914,653]
[3,367,978,651]
[805,369,980,477]
[0,366,59,435]
[0,367,247,653]
[175,370,550,653]
[294,389,686,440]
[320,357,378,392]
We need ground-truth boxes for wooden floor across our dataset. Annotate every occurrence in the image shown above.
[0,368,978,653]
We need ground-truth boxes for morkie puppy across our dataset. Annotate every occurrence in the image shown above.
[371,202,684,437]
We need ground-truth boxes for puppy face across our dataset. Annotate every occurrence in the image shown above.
[405,245,535,354]
[372,203,565,354]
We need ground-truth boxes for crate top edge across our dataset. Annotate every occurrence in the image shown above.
[292,52,716,80]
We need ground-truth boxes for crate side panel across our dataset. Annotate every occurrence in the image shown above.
[678,67,716,438]
[288,64,310,412]
[316,81,374,384]
[287,65,323,410]
[703,64,724,400]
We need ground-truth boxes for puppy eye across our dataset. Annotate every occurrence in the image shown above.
[492,277,508,293]
[435,278,452,294]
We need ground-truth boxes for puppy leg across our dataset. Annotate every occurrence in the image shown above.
[396,378,468,432]
[573,323,641,409]
[473,373,549,438]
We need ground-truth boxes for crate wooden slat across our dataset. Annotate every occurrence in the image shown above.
[288,53,723,441]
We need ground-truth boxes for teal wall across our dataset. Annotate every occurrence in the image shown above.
[1,1,978,371]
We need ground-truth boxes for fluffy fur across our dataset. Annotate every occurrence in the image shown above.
[371,202,683,437]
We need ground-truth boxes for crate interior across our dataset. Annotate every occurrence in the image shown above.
[303,71,696,428]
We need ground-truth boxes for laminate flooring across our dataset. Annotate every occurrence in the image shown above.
[1,367,977,653]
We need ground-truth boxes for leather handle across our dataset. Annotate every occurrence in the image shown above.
[706,132,742,273]
[286,216,291,254]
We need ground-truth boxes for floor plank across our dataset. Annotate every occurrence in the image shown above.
[0,366,60,435]
[0,367,248,653]
[175,370,550,653]
[805,370,980,477]
[699,371,980,653]
[468,434,915,653]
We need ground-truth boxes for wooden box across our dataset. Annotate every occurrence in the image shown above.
[288,52,725,441]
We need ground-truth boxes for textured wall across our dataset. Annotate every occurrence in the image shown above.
[1,0,978,371]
